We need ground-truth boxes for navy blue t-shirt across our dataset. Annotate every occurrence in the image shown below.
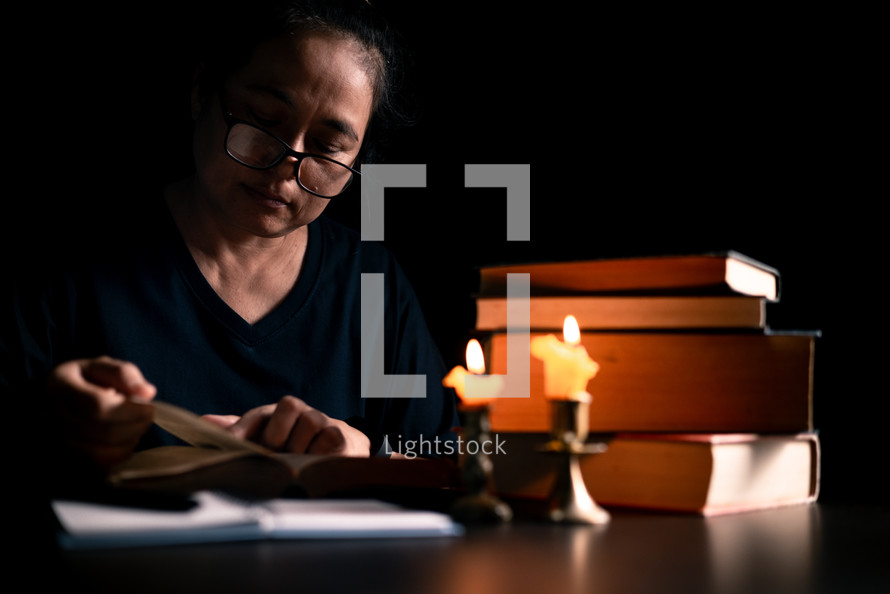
[3,201,458,454]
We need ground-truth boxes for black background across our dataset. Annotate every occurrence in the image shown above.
[10,2,881,504]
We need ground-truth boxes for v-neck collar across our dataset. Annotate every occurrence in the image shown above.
[164,206,324,345]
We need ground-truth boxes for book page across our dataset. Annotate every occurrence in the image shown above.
[262,499,462,538]
[152,400,271,455]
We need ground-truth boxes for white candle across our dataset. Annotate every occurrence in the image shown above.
[530,315,599,399]
[443,339,505,407]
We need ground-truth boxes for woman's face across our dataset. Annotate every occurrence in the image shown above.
[191,32,374,238]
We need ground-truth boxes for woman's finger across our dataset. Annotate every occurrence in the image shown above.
[285,406,330,453]
[225,404,276,441]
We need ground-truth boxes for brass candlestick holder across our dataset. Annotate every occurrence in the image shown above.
[542,392,611,525]
[450,404,513,524]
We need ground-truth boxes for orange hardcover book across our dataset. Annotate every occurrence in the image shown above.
[475,295,766,331]
[492,432,820,515]
[486,331,815,433]
[478,251,779,301]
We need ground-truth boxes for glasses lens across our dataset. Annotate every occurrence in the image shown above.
[225,121,355,197]
[226,123,285,168]
[299,157,355,197]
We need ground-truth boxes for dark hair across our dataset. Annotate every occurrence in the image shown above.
[193,0,414,163]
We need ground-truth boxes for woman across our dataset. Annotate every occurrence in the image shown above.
[5,0,457,481]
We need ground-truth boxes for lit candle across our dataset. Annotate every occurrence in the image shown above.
[443,339,505,407]
[530,315,600,399]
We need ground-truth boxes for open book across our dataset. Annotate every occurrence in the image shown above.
[107,401,460,499]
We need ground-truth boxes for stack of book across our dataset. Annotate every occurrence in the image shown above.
[475,252,820,515]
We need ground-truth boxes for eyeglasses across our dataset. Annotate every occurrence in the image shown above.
[220,99,361,198]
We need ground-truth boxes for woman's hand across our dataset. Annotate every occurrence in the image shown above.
[202,396,371,457]
[48,356,157,469]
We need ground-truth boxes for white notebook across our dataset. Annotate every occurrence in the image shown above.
[53,491,462,549]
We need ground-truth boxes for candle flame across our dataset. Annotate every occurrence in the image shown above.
[563,315,581,346]
[466,339,486,374]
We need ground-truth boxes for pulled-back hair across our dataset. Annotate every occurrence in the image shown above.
[193,0,413,163]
